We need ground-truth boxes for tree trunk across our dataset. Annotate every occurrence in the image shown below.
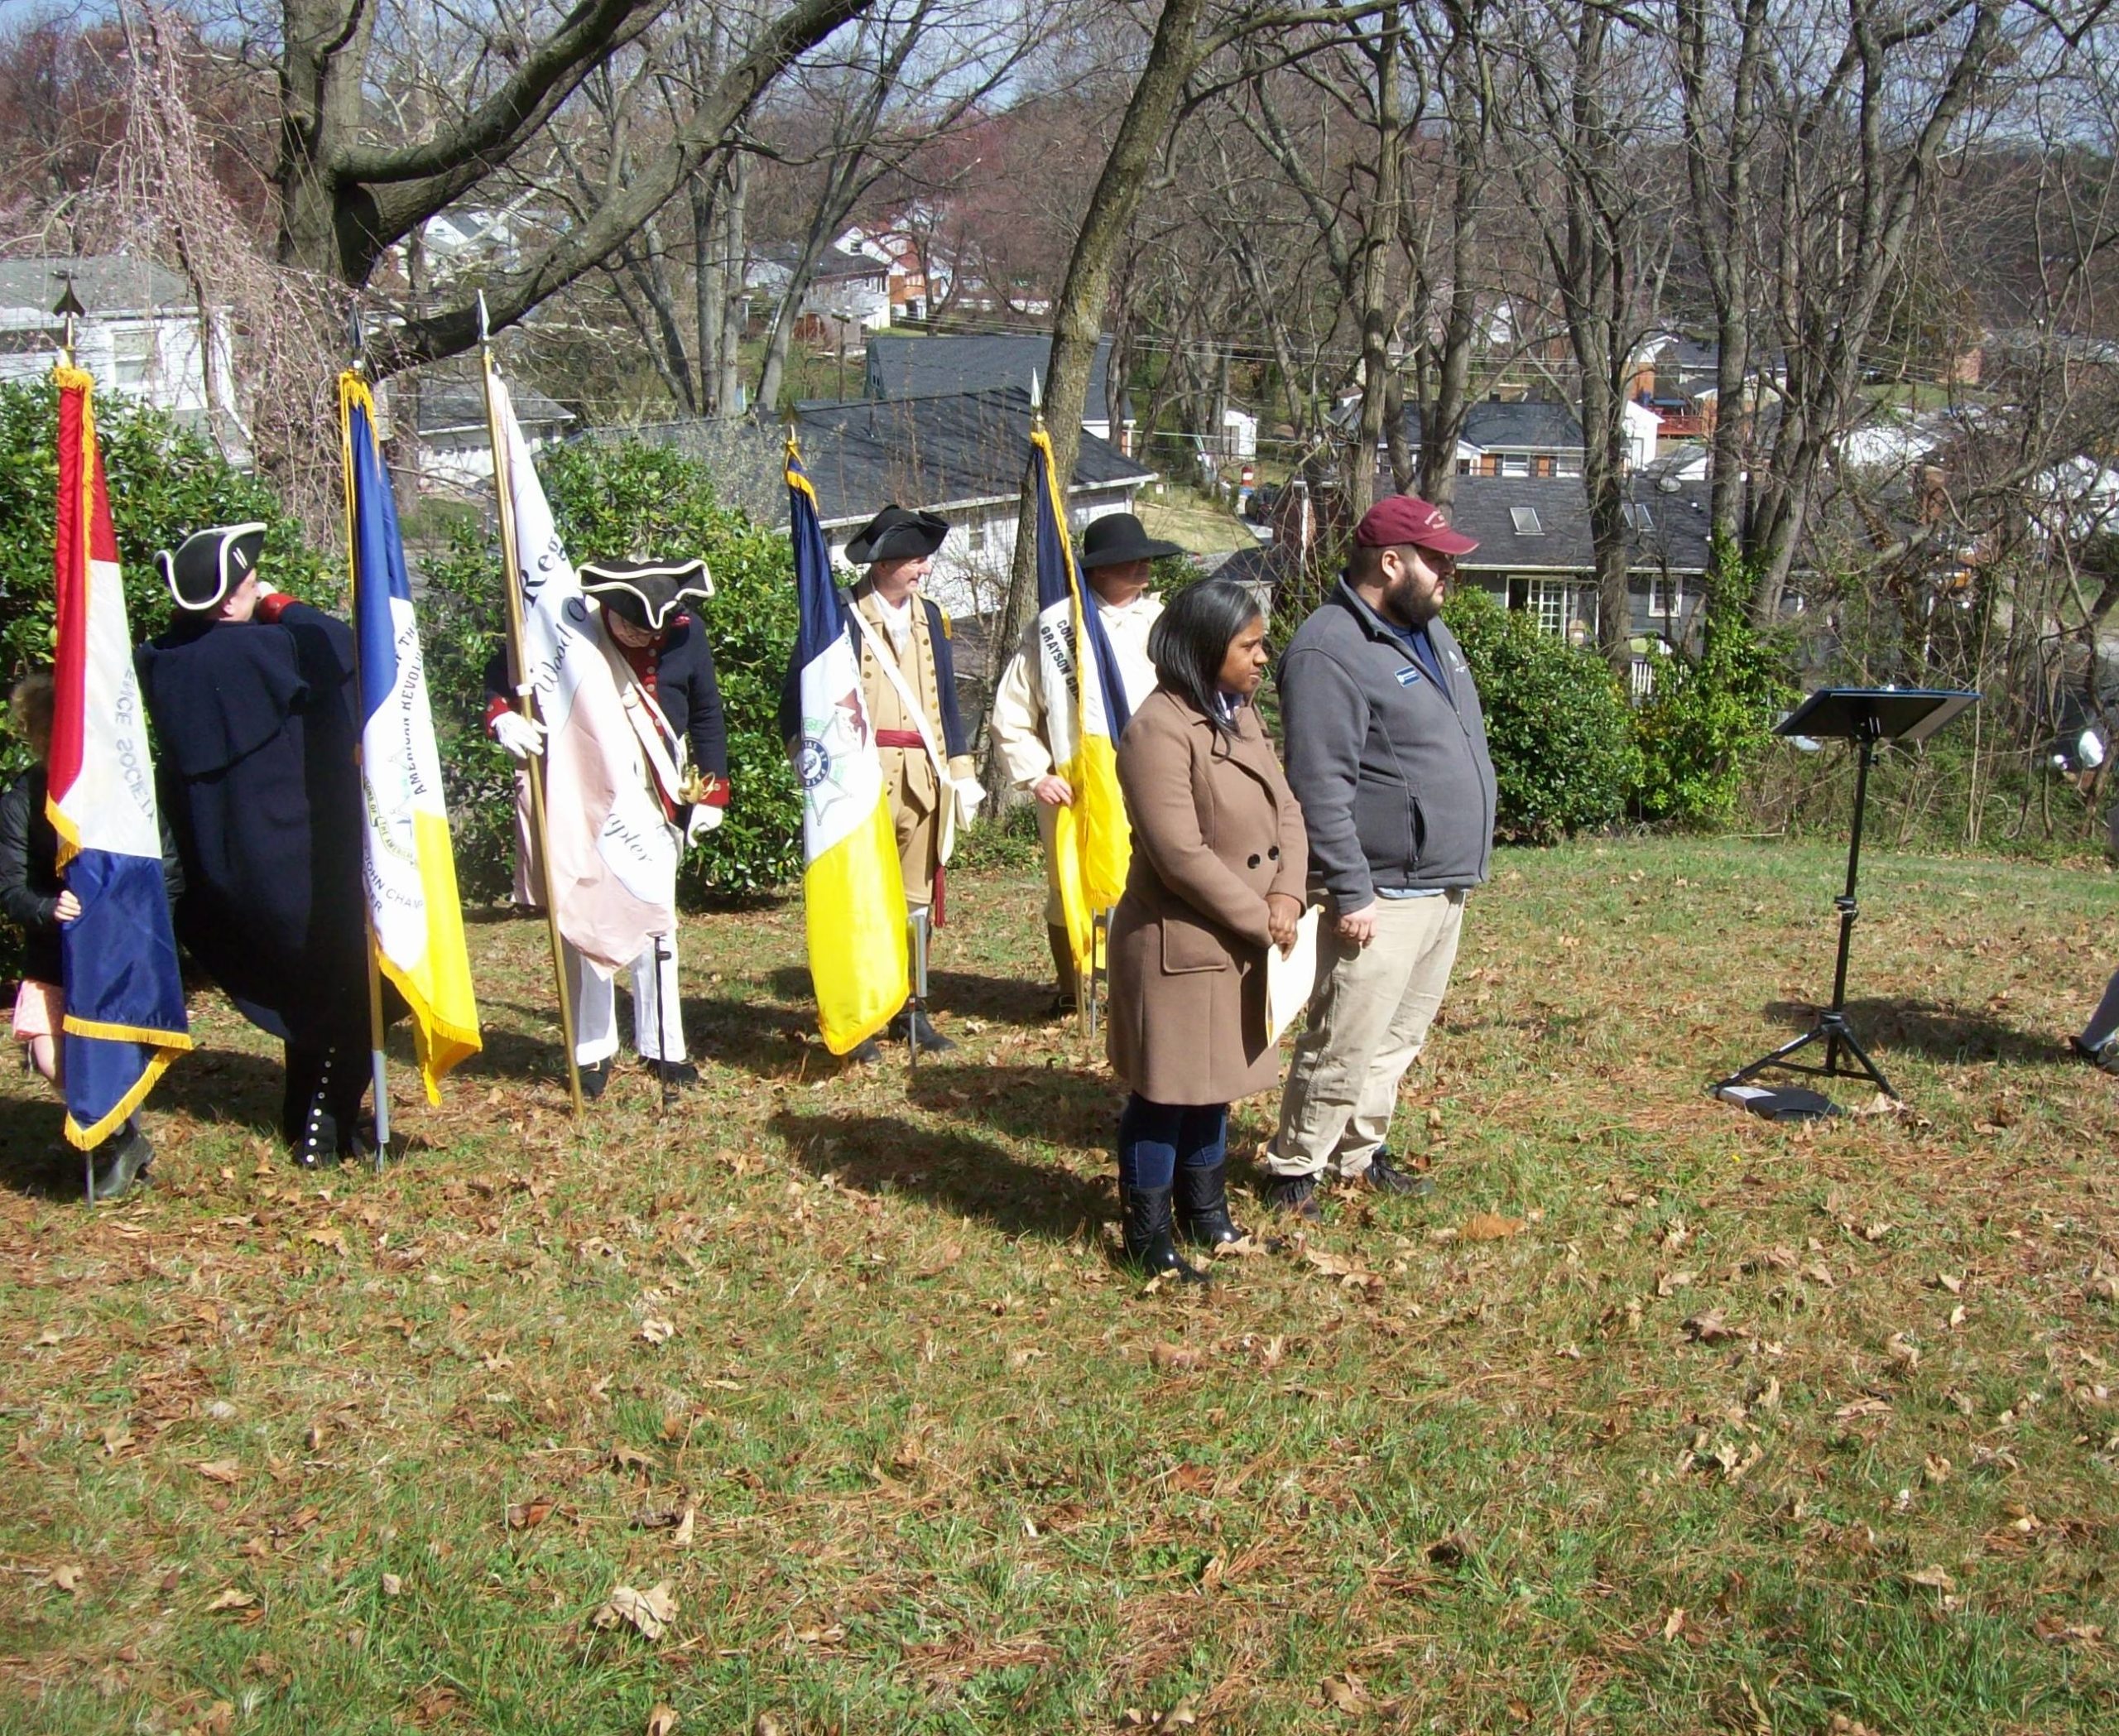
[978,0,1213,769]
[1350,7,1405,520]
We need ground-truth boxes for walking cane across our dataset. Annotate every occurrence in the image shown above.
[654,929,677,1114]
[906,906,931,1075]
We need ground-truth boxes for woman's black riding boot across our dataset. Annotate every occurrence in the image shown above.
[1121,1183,1207,1284]
[1175,1160,1242,1249]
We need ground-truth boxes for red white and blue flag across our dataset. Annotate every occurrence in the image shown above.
[46,364,190,1147]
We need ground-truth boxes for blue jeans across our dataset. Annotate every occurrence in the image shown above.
[1117,1094,1228,1192]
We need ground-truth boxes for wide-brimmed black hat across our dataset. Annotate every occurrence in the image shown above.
[156,522,268,613]
[1079,512,1181,570]
[579,557,714,632]
[845,505,949,565]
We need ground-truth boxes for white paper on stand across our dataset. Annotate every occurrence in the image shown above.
[1265,904,1325,1045]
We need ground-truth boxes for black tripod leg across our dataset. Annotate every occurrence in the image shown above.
[1828,1021,1899,1099]
[1719,1023,1826,1089]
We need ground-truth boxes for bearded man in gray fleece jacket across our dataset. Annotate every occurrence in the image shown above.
[1262,494,1497,1220]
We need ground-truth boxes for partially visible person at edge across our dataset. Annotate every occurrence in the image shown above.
[1261,494,1497,1220]
[1104,579,1307,1283]
[779,505,983,1062]
[989,511,1173,1013]
[484,557,730,1099]
[136,524,386,1168]
[1,671,185,1200]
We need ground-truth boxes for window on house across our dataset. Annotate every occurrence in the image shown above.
[113,328,156,389]
[1622,503,1655,532]
[1649,570,1683,615]
[1555,454,1583,478]
[1456,457,1473,475]
[968,521,990,554]
[1526,579,1567,637]
[1511,507,1543,536]
[1500,452,1530,478]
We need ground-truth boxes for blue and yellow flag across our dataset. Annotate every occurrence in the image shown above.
[1028,424,1133,973]
[342,371,481,1100]
[784,441,908,1053]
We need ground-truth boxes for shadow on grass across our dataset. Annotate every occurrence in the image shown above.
[1761,997,2057,1066]
[0,1089,88,1200]
[906,1060,1117,1152]
[772,1109,1109,1241]
[763,966,1060,1030]
[147,1045,288,1138]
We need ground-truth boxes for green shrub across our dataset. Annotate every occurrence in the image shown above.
[1633,551,1797,829]
[0,377,334,781]
[423,440,802,903]
[1443,586,1638,842]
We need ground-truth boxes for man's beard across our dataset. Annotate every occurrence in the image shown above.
[1386,575,1441,628]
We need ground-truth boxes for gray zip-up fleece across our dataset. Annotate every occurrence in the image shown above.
[1277,580,1497,907]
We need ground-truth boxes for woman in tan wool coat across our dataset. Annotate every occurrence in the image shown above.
[1106,579,1308,1282]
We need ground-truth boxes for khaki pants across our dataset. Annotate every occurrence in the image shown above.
[1266,890,1464,1178]
[893,797,938,908]
[1035,801,1065,926]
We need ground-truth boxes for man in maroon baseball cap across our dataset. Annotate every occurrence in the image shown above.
[1261,492,1497,1220]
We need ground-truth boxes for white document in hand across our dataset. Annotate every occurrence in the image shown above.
[1265,904,1325,1045]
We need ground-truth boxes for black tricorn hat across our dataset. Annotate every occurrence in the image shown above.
[1079,512,1181,570]
[845,504,948,565]
[579,557,714,632]
[156,522,268,613]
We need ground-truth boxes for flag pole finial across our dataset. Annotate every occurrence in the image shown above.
[476,291,492,352]
[348,302,366,375]
[1029,368,1044,430]
[52,271,84,366]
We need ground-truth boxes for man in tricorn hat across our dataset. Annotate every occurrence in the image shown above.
[990,510,1175,1011]
[783,503,981,1056]
[484,557,729,1097]
[136,522,379,1166]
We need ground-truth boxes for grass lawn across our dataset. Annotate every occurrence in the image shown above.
[4,835,2117,1734]
[1136,488,1256,557]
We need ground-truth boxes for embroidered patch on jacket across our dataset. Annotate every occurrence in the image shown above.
[1394,666,1423,686]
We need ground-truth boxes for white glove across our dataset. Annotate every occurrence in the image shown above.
[686,805,724,844]
[492,710,546,761]
[953,777,986,830]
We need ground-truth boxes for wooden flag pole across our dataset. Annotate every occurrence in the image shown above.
[478,297,584,1117]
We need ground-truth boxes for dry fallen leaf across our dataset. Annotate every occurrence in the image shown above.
[204,1587,256,1613]
[611,1444,653,1474]
[1906,1565,1957,1594]
[1460,1212,1526,1242]
[646,1706,680,1736]
[593,1580,677,1641]
[193,1459,241,1485]
[639,1319,675,1345]
[670,1506,695,1548]
[1661,1607,1687,1640]
[381,1573,403,1597]
[1149,1342,1202,1373]
[505,1498,555,1531]
[50,1564,81,1594]
[1683,1311,1738,1344]
[101,1425,133,1458]
[1321,1672,1367,1713]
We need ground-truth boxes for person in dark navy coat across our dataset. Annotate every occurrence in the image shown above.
[483,556,730,1097]
[135,523,379,1166]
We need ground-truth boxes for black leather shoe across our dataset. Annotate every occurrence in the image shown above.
[887,1009,957,1054]
[88,1121,152,1202]
[1120,1184,1207,1284]
[579,1059,610,1100]
[1361,1149,1434,1197]
[647,1060,700,1088]
[2069,1036,2119,1076]
[843,1038,882,1066]
[1175,1160,1244,1248]
[1263,1171,1325,1221]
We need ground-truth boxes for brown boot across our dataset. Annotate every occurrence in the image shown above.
[1045,923,1079,1017]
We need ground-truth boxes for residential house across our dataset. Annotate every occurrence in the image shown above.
[396,371,574,490]
[0,257,240,440]
[863,333,1130,445]
[606,384,1159,624]
[837,224,931,323]
[1372,397,1660,478]
[746,245,894,349]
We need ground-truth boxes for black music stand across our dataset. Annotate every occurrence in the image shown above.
[1713,686,1977,1107]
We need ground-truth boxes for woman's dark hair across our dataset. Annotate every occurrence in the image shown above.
[1147,578,1264,733]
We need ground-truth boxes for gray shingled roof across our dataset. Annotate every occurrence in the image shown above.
[587,385,1156,530]
[0,257,197,316]
[413,373,573,436]
[1444,475,1715,574]
[1396,399,1588,453]
[863,334,1121,417]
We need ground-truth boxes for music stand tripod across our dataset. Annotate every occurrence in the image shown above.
[1713,686,1977,1108]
